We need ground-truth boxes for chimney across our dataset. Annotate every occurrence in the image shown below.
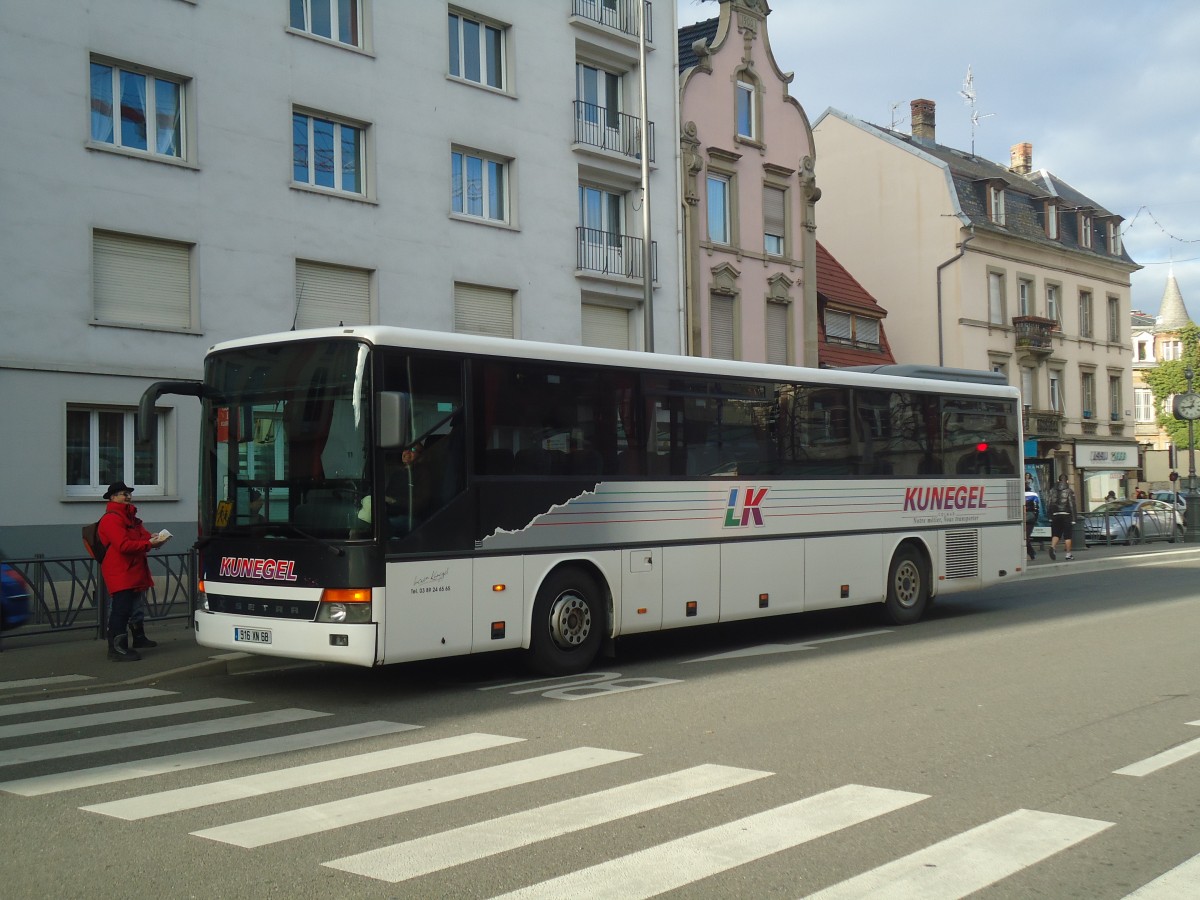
[910,99,935,145]
[1010,142,1033,175]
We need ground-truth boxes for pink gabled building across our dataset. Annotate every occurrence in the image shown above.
[678,0,821,366]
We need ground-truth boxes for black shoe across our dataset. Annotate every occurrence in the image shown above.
[130,624,157,649]
[107,635,142,662]
[1048,546,1056,560]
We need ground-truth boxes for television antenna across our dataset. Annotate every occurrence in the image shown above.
[890,101,908,131]
[958,65,994,155]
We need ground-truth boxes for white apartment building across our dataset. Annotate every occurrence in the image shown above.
[0,0,682,557]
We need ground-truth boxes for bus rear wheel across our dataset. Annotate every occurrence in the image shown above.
[529,568,603,676]
[883,546,929,625]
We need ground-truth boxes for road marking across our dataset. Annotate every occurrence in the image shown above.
[1114,721,1200,777]
[803,808,1113,899]
[491,784,927,900]
[684,630,894,663]
[1,721,418,796]
[0,708,329,767]
[85,732,523,820]
[0,697,249,739]
[193,746,640,848]
[0,688,174,717]
[0,675,94,691]
[324,763,772,883]
[1122,851,1200,897]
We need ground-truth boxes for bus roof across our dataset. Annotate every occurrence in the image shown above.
[207,326,1020,399]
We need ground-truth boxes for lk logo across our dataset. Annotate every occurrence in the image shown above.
[724,487,768,527]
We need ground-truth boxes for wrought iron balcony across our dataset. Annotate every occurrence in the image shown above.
[573,102,654,161]
[577,227,657,280]
[1011,315,1057,354]
[1022,407,1064,439]
[571,0,652,41]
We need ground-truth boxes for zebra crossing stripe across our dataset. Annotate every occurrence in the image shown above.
[84,732,523,820]
[0,688,162,716]
[1114,725,1200,777]
[0,697,249,740]
[0,721,418,797]
[193,746,640,848]
[0,709,329,767]
[324,763,772,883]
[0,675,93,691]
[491,783,927,900]
[1122,851,1200,898]
[803,808,1113,899]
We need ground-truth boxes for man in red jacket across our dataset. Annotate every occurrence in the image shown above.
[97,481,170,661]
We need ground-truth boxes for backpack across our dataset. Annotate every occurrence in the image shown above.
[1024,494,1039,521]
[81,512,117,563]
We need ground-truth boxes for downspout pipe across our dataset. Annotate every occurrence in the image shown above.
[935,228,975,367]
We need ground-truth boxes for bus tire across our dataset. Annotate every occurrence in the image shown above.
[883,545,929,626]
[528,568,603,676]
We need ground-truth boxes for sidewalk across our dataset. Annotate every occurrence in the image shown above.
[4,540,1199,697]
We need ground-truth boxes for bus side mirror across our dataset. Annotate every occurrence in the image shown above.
[378,391,410,448]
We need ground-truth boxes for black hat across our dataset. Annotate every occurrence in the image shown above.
[103,481,135,499]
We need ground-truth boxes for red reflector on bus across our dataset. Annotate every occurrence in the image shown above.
[686,601,697,617]
[840,584,849,599]
[491,621,505,639]
[637,608,647,615]
[759,593,769,608]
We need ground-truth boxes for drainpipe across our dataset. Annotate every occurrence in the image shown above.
[935,228,975,366]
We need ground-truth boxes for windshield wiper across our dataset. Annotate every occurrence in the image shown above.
[270,523,346,557]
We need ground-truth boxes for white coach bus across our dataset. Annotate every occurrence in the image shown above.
[141,326,1025,675]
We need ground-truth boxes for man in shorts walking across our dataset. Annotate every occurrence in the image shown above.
[1046,474,1077,561]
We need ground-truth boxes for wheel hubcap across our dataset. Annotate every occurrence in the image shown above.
[894,561,920,608]
[548,592,591,649]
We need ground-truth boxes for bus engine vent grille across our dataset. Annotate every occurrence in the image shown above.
[944,529,980,579]
[1007,480,1022,518]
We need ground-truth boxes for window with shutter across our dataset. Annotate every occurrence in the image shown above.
[710,296,735,359]
[765,301,788,365]
[93,231,194,331]
[764,185,786,256]
[856,316,880,347]
[581,303,629,350]
[454,282,514,337]
[825,310,852,341]
[294,260,371,329]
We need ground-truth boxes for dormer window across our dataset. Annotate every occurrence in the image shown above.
[988,184,1006,226]
[1106,219,1122,255]
[1044,201,1058,239]
[1079,211,1093,249]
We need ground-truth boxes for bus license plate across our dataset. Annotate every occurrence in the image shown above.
[234,627,272,644]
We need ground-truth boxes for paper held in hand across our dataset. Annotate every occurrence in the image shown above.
[156,529,172,541]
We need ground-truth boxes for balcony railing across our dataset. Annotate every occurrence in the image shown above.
[1012,315,1057,353]
[577,227,656,280]
[573,101,654,161]
[571,0,652,41]
[1023,408,1064,439]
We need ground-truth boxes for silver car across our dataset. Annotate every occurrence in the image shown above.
[1083,499,1184,546]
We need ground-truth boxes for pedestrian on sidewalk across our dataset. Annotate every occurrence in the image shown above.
[1046,474,1077,561]
[97,481,170,661]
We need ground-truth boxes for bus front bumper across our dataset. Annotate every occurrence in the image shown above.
[194,610,378,667]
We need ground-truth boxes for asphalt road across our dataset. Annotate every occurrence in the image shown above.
[1,552,1198,898]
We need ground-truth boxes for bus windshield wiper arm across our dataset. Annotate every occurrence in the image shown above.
[276,524,345,556]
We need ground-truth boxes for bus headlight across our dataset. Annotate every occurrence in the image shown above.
[317,588,372,624]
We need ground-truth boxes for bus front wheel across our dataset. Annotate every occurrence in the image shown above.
[529,568,603,676]
[883,546,929,625]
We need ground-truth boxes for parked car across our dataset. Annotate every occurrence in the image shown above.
[1083,499,1184,546]
[1,563,32,632]
[1150,490,1186,512]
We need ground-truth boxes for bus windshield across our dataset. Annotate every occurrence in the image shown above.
[202,340,372,541]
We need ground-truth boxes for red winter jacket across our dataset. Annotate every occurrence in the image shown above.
[97,502,155,593]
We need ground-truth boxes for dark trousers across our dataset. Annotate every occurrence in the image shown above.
[107,589,140,640]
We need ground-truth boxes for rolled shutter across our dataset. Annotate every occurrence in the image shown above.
[581,303,629,350]
[294,261,370,329]
[710,296,735,359]
[764,186,786,245]
[826,310,852,341]
[765,301,788,365]
[454,282,514,337]
[93,231,192,329]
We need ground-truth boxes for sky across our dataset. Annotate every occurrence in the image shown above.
[677,0,1200,322]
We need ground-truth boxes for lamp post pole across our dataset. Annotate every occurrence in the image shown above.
[1185,367,1200,542]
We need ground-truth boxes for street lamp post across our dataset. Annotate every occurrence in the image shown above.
[1172,366,1200,542]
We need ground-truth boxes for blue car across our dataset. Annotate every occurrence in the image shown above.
[1,563,32,631]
